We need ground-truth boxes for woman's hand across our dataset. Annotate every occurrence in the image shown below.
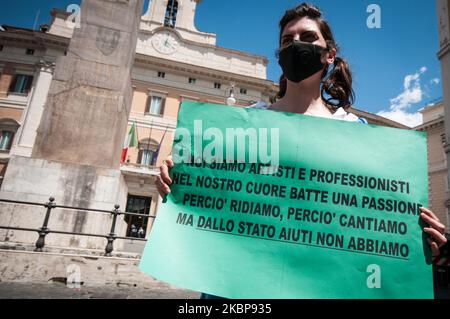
[155,155,174,197]
[420,207,447,257]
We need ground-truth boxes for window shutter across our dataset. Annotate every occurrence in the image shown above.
[8,75,18,93]
[7,132,14,150]
[24,76,33,93]
[145,95,151,113]
[160,98,166,116]
[138,149,143,164]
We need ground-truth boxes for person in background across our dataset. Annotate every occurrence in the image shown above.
[130,224,138,238]
[138,227,145,238]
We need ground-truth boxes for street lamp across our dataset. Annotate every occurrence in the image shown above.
[226,83,237,106]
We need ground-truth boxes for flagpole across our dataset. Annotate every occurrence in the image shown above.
[132,120,138,164]
[152,126,168,166]
[146,119,154,166]
[134,120,138,144]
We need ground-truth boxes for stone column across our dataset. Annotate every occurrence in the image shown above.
[11,60,55,157]
[437,0,450,227]
[32,0,144,169]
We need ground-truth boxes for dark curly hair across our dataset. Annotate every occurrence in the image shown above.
[276,3,355,110]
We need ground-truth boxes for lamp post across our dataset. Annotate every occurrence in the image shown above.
[226,82,237,106]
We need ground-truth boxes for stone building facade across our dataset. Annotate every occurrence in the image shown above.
[416,102,449,227]
[437,0,450,230]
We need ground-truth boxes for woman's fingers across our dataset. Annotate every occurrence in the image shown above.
[155,175,171,196]
[420,208,448,256]
[423,227,447,247]
[160,163,172,185]
[165,155,174,168]
[420,207,439,222]
[155,156,175,198]
[419,207,447,252]
[420,212,446,234]
[427,238,441,257]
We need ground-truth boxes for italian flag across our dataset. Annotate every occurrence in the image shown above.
[121,121,138,163]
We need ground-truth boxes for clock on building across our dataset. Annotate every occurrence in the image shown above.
[151,30,180,55]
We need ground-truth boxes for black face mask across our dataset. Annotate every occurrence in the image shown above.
[278,41,326,83]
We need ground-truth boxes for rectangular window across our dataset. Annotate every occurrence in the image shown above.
[240,88,247,95]
[140,149,155,166]
[0,45,3,52]
[26,48,35,55]
[147,95,165,115]
[189,78,196,84]
[214,82,222,89]
[158,71,166,78]
[9,74,33,94]
[125,195,152,238]
[0,131,14,151]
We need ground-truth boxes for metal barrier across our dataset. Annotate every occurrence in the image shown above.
[0,197,154,256]
[1,196,449,291]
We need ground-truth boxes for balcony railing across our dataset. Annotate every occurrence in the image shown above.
[120,162,159,176]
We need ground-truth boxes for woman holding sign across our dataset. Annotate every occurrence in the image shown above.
[155,3,449,297]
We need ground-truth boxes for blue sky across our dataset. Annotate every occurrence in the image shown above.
[0,0,443,127]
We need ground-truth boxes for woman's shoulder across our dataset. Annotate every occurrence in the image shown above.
[248,102,368,124]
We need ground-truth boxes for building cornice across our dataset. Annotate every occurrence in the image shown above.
[0,31,42,49]
[0,27,69,51]
[34,32,70,49]
[128,112,177,131]
[134,53,275,92]
[50,8,71,18]
[415,117,445,131]
[0,100,27,109]
[429,165,447,174]
[132,78,261,106]
[120,165,159,178]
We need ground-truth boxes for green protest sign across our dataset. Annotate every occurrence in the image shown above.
[140,101,433,299]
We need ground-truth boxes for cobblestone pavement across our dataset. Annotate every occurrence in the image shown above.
[1,282,448,299]
[0,282,200,299]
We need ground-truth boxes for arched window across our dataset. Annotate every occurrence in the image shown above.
[164,0,178,28]
[0,118,19,152]
[138,138,158,166]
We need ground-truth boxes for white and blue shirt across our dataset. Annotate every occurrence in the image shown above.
[250,101,368,125]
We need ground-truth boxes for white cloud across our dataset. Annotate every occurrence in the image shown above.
[377,67,427,127]
[377,109,423,128]
[389,67,426,111]
[431,78,440,85]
